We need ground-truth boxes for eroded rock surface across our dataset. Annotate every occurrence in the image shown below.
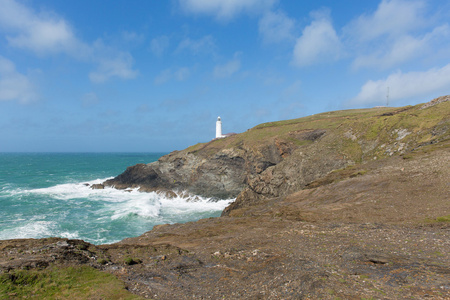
[104,97,450,213]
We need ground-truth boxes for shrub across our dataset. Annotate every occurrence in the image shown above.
[124,257,141,265]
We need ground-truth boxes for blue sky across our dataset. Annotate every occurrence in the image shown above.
[1,0,450,152]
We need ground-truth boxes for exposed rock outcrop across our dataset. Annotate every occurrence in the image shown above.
[420,94,449,109]
[104,96,450,215]
[104,129,346,200]
[105,149,248,198]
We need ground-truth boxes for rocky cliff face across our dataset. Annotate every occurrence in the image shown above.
[104,96,450,214]
[104,148,248,199]
[103,128,346,200]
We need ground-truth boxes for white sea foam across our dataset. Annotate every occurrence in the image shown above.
[0,220,56,240]
[59,231,80,239]
[105,190,234,221]
[0,220,81,241]
[2,179,235,244]
[108,191,161,220]
[25,177,114,200]
[159,192,234,214]
[17,179,233,220]
[6,178,108,198]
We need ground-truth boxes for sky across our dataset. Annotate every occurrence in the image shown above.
[1,0,450,152]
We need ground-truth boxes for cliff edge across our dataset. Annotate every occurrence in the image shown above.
[104,96,450,213]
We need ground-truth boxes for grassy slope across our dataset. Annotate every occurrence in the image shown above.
[186,101,449,164]
[0,266,143,300]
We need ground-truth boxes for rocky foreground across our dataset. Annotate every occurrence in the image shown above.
[1,96,449,299]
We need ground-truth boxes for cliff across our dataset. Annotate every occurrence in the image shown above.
[104,96,450,212]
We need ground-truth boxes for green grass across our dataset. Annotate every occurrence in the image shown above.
[0,266,143,299]
[350,169,368,177]
[183,100,449,165]
[425,215,450,223]
[124,257,142,265]
[424,214,450,224]
[436,215,450,222]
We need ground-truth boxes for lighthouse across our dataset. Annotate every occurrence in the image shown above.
[214,116,236,140]
[216,116,223,139]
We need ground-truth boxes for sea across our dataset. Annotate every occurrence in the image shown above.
[0,153,233,245]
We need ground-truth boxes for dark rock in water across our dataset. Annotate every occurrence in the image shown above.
[104,151,249,199]
[104,163,172,191]
[91,183,105,190]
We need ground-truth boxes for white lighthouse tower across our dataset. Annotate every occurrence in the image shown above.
[216,116,223,139]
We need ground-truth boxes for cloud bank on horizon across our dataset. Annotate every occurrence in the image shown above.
[0,0,449,152]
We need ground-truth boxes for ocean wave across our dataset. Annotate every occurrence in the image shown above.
[0,220,56,240]
[104,190,234,221]
[4,177,112,197]
[17,180,233,219]
[25,177,114,199]
[1,179,234,244]
[0,220,81,241]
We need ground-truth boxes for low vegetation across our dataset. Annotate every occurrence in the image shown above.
[425,214,450,223]
[187,100,449,165]
[0,266,142,299]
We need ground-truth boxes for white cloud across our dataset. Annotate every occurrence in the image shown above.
[352,25,450,69]
[150,35,170,56]
[0,56,38,103]
[154,67,191,85]
[89,52,138,83]
[343,0,450,70]
[0,0,89,57]
[7,19,81,55]
[349,64,450,106]
[292,10,343,67]
[176,35,216,55]
[213,54,241,78]
[258,10,295,44]
[0,0,138,83]
[179,0,276,21]
[347,0,426,42]
[88,40,138,83]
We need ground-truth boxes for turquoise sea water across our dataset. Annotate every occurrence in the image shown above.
[0,153,233,245]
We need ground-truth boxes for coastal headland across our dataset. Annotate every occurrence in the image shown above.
[1,96,449,299]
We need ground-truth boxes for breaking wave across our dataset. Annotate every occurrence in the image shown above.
[0,178,234,244]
